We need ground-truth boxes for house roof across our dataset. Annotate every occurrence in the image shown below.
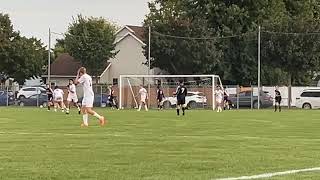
[50,53,81,76]
[115,25,146,46]
[126,25,145,42]
[46,53,109,77]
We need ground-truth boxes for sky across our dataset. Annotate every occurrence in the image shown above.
[0,0,150,45]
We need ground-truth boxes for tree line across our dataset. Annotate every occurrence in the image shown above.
[1,0,320,86]
[143,0,320,86]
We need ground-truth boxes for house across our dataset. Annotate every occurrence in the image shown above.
[99,25,159,85]
[43,25,159,86]
[42,53,82,86]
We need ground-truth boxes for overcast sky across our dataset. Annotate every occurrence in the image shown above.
[0,0,150,45]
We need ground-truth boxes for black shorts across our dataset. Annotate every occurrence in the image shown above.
[275,97,282,103]
[177,98,185,105]
[48,95,53,101]
[157,98,163,102]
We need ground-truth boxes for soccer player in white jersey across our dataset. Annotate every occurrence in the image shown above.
[75,67,106,127]
[66,79,81,115]
[53,86,66,112]
[138,85,148,111]
[215,86,224,112]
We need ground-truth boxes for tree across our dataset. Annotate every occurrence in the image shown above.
[143,0,222,75]
[0,13,46,85]
[146,0,320,86]
[53,38,66,59]
[64,14,117,84]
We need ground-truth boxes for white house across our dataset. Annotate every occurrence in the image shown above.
[99,25,159,85]
[43,25,159,86]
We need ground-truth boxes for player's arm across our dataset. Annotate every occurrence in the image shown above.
[74,69,82,85]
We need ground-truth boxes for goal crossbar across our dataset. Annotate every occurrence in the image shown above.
[119,74,222,110]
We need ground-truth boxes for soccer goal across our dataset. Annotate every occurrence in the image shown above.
[119,74,222,110]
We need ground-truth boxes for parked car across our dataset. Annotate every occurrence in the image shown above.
[17,87,46,100]
[163,91,207,109]
[0,91,15,106]
[78,94,111,107]
[229,91,273,108]
[296,89,320,109]
[18,93,48,107]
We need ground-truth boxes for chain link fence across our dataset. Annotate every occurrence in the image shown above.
[0,84,319,110]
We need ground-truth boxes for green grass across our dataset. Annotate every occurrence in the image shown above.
[1,108,320,180]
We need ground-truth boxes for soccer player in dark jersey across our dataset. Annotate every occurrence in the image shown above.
[156,86,165,110]
[175,81,187,116]
[108,86,119,110]
[46,84,53,111]
[275,86,282,112]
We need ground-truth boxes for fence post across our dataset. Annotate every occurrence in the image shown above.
[6,86,9,107]
[237,85,240,110]
[37,87,39,107]
[251,85,253,109]
[100,85,103,107]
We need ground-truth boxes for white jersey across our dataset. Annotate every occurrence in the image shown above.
[215,90,224,101]
[139,88,148,100]
[53,89,64,98]
[78,73,94,98]
[68,84,77,96]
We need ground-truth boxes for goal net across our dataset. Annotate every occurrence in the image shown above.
[119,75,222,110]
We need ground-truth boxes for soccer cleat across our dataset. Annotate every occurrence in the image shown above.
[80,123,88,127]
[99,116,106,126]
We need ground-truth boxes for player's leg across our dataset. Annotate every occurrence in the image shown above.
[182,104,186,116]
[72,97,81,114]
[138,101,142,111]
[176,102,181,116]
[144,101,148,111]
[113,99,119,110]
[160,100,164,110]
[54,101,58,112]
[66,100,71,114]
[278,100,281,112]
[86,107,106,126]
[81,106,89,127]
[60,101,66,112]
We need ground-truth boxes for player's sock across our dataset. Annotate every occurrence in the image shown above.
[182,107,185,116]
[82,114,88,126]
[145,105,148,111]
[48,105,50,111]
[279,104,281,112]
[93,112,102,119]
[177,109,180,116]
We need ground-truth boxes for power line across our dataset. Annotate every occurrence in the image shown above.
[262,30,320,35]
[152,31,256,40]
[51,31,129,39]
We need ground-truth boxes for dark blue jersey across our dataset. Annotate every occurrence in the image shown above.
[176,85,187,99]
[157,89,165,100]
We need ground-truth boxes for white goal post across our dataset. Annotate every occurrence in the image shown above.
[119,74,222,110]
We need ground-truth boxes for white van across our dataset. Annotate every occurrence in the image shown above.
[296,89,320,109]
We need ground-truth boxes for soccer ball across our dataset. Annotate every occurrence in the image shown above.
[40,105,43,108]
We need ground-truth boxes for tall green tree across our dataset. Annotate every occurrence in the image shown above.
[0,13,46,85]
[64,15,117,84]
[145,0,320,86]
[144,0,222,75]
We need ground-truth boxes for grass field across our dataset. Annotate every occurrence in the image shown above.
[1,108,320,180]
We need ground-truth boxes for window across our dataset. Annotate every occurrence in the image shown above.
[301,92,320,97]
[113,78,118,85]
[23,88,35,92]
